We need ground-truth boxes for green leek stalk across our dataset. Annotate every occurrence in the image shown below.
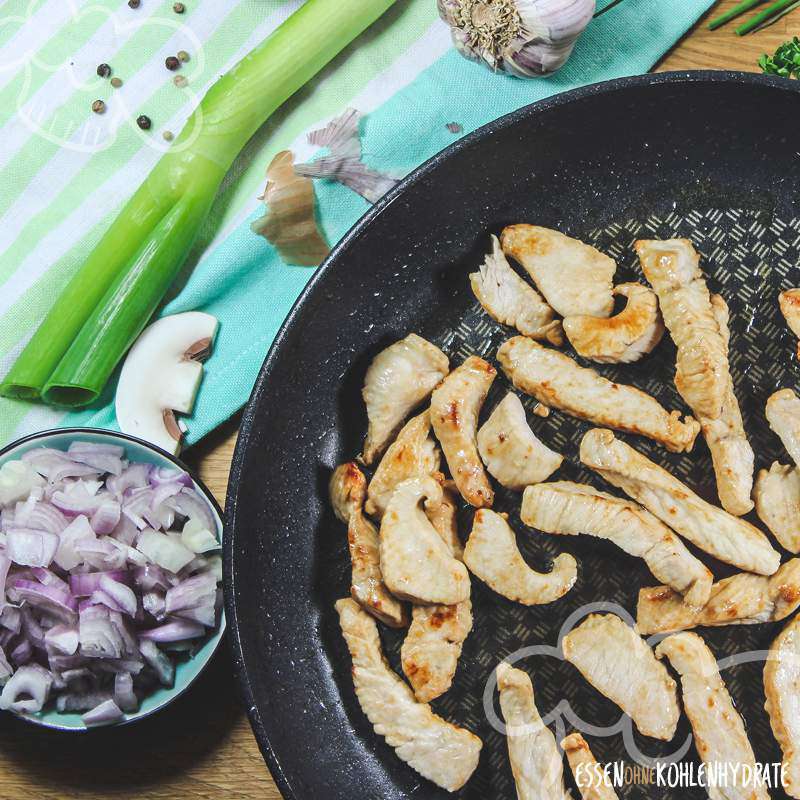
[736,0,796,32]
[1,0,397,407]
[707,0,762,29]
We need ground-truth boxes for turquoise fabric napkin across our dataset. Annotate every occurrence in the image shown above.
[0,0,714,448]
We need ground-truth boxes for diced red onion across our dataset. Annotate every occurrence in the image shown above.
[98,575,137,618]
[6,528,59,568]
[142,591,166,621]
[56,690,111,713]
[107,463,151,498]
[133,564,172,592]
[13,500,68,534]
[74,537,126,571]
[139,619,205,643]
[90,500,121,535]
[54,515,95,571]
[23,449,100,483]
[136,529,194,574]
[82,697,123,726]
[68,442,125,477]
[0,663,52,712]
[0,606,21,634]
[138,639,174,687]
[149,467,192,489]
[1,443,220,723]
[165,574,217,616]
[44,624,79,656]
[51,483,107,517]
[10,639,32,665]
[70,569,130,598]
[114,671,138,712]
[167,488,215,533]
[79,606,124,659]
[110,514,138,546]
[0,646,11,685]
[13,580,78,625]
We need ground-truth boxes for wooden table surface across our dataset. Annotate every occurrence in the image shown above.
[0,1,793,797]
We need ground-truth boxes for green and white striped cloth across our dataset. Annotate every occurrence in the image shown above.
[0,0,713,449]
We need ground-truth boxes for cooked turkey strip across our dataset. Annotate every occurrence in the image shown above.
[579,428,780,576]
[764,614,800,799]
[522,481,712,607]
[497,337,700,453]
[497,663,570,800]
[562,613,679,741]
[767,388,800,467]
[477,392,563,491]
[365,411,440,519]
[636,559,800,636]
[470,234,563,344]
[335,598,482,792]
[361,333,449,464]
[754,462,800,553]
[329,463,407,628]
[464,509,576,605]
[656,632,769,800]
[561,733,620,800]
[430,355,496,508]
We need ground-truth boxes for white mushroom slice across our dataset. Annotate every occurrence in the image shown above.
[329,463,407,628]
[365,412,440,519]
[635,238,728,420]
[754,462,800,553]
[497,337,700,453]
[562,613,679,741]
[496,663,570,800]
[401,598,473,703]
[361,334,449,464]
[521,481,712,607]
[699,295,754,515]
[766,388,800,467]
[379,477,470,605]
[500,225,615,318]
[561,733,620,800]
[477,393,563,491]
[562,283,665,364]
[335,598,482,792]
[115,312,218,455]
[463,509,576,605]
[764,614,800,799]
[636,559,800,636]
[469,235,563,345]
[655,632,768,800]
[580,429,779,576]
[779,288,800,360]
[430,355,496,508]
[329,461,367,523]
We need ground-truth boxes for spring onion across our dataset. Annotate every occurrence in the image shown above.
[0,0,398,407]
[736,0,798,33]
[707,0,762,29]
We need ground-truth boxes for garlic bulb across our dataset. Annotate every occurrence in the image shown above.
[438,0,596,78]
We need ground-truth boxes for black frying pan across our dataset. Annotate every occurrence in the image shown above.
[223,72,800,800]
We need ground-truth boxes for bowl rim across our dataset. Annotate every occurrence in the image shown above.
[223,69,800,800]
[0,425,226,732]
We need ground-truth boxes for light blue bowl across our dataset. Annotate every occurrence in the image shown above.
[0,427,225,731]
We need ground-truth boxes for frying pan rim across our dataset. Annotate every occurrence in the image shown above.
[222,69,800,800]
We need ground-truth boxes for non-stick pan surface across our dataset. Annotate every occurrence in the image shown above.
[224,72,800,799]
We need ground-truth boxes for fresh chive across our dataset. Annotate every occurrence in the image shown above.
[759,36,800,76]
[1,0,398,407]
[751,0,800,30]
[737,0,799,33]
[707,0,763,29]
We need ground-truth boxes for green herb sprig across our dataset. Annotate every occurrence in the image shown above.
[759,36,800,77]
